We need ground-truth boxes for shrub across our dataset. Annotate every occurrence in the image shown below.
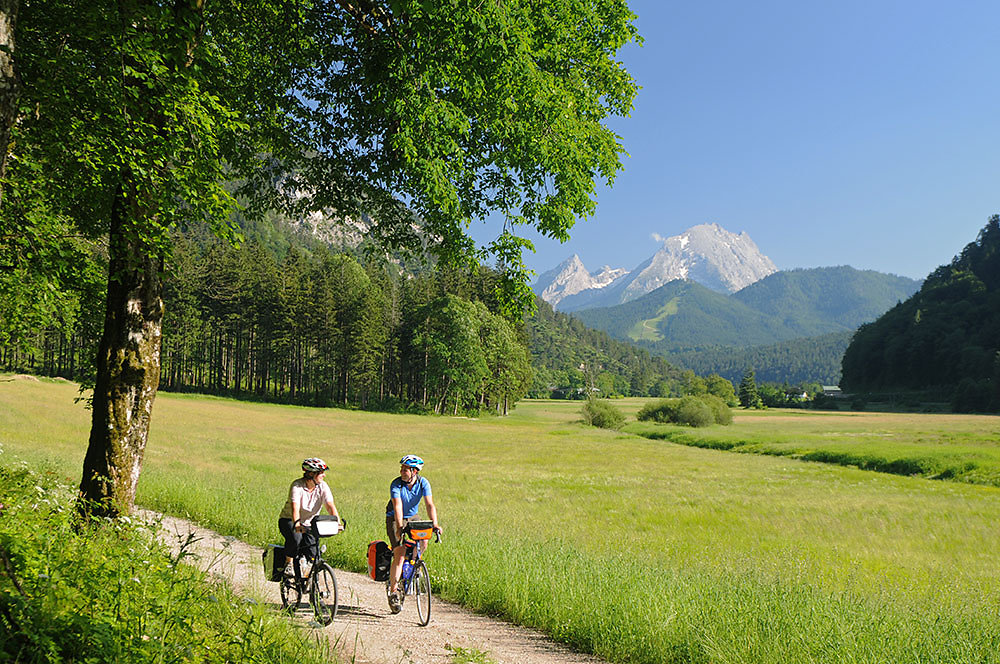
[638,396,731,427]
[581,399,625,429]
[674,395,715,427]
[699,394,733,425]
[637,399,677,423]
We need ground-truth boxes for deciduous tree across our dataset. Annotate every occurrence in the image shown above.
[9,0,638,516]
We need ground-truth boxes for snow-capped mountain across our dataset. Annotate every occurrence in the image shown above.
[621,223,777,299]
[537,223,778,311]
[533,255,628,307]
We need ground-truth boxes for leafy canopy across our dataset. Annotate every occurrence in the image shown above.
[10,0,638,316]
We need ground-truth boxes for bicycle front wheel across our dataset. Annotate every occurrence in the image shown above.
[280,570,301,613]
[310,562,338,626]
[412,561,431,626]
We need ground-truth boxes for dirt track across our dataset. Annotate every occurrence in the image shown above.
[143,511,604,664]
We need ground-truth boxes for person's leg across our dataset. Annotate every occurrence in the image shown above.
[386,516,404,594]
[299,530,317,577]
[279,518,303,582]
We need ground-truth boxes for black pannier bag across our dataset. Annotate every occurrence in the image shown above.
[262,544,286,582]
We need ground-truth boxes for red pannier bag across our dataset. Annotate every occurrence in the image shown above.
[367,540,391,581]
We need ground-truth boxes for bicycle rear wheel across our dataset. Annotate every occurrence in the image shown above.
[310,562,338,625]
[412,561,431,626]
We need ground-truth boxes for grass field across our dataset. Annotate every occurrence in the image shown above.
[624,405,1000,486]
[3,377,999,663]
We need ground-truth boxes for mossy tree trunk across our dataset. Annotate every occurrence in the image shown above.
[0,0,18,200]
[79,189,164,518]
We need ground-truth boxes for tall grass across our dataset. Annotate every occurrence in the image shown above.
[0,454,333,663]
[3,378,1000,663]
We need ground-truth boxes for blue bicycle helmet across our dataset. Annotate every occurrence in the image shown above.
[400,454,424,470]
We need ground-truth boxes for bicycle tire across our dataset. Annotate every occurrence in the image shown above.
[310,562,338,625]
[280,570,302,613]
[412,561,431,626]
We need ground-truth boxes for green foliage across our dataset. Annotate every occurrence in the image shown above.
[842,215,1000,411]
[951,377,996,413]
[569,268,919,386]
[0,459,329,664]
[699,393,733,425]
[414,296,490,415]
[739,369,764,409]
[525,298,686,398]
[671,331,853,386]
[637,399,675,424]
[446,644,498,664]
[636,395,732,427]
[5,220,535,416]
[580,398,625,430]
[673,395,714,427]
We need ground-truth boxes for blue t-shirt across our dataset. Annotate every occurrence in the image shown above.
[386,476,432,519]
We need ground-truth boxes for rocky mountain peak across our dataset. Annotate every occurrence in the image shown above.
[623,223,777,299]
[537,223,778,311]
[534,254,627,307]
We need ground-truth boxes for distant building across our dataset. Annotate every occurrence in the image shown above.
[821,385,842,397]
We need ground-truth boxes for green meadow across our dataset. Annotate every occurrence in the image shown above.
[3,377,999,663]
[625,405,1000,486]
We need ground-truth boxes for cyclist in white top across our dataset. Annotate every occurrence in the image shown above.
[278,457,339,586]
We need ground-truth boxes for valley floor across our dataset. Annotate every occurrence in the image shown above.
[145,510,605,664]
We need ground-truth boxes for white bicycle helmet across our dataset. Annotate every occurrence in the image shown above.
[302,457,328,473]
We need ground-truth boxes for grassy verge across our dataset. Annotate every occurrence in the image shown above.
[0,454,333,664]
[2,380,1000,663]
[625,407,1000,486]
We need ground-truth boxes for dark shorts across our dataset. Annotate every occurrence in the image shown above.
[385,515,414,548]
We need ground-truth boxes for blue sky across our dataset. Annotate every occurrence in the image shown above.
[472,1,1000,282]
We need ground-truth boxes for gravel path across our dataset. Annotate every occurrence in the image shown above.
[142,511,606,664]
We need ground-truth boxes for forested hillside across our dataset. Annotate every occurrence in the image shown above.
[569,266,918,385]
[575,280,789,347]
[732,267,920,334]
[526,299,692,398]
[575,267,919,350]
[671,331,852,385]
[841,215,1000,411]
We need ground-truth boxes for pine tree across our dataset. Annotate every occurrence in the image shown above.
[739,369,763,409]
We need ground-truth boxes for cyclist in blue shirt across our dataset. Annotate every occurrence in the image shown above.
[385,454,441,612]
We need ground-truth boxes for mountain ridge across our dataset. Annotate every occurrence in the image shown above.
[537,223,777,311]
[572,266,921,383]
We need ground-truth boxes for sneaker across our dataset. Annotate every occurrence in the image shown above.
[388,590,402,614]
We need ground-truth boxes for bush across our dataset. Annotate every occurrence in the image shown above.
[637,399,677,423]
[674,395,715,427]
[581,399,625,429]
[638,396,731,427]
[699,394,733,425]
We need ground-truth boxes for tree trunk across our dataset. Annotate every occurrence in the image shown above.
[0,0,19,204]
[78,190,164,518]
